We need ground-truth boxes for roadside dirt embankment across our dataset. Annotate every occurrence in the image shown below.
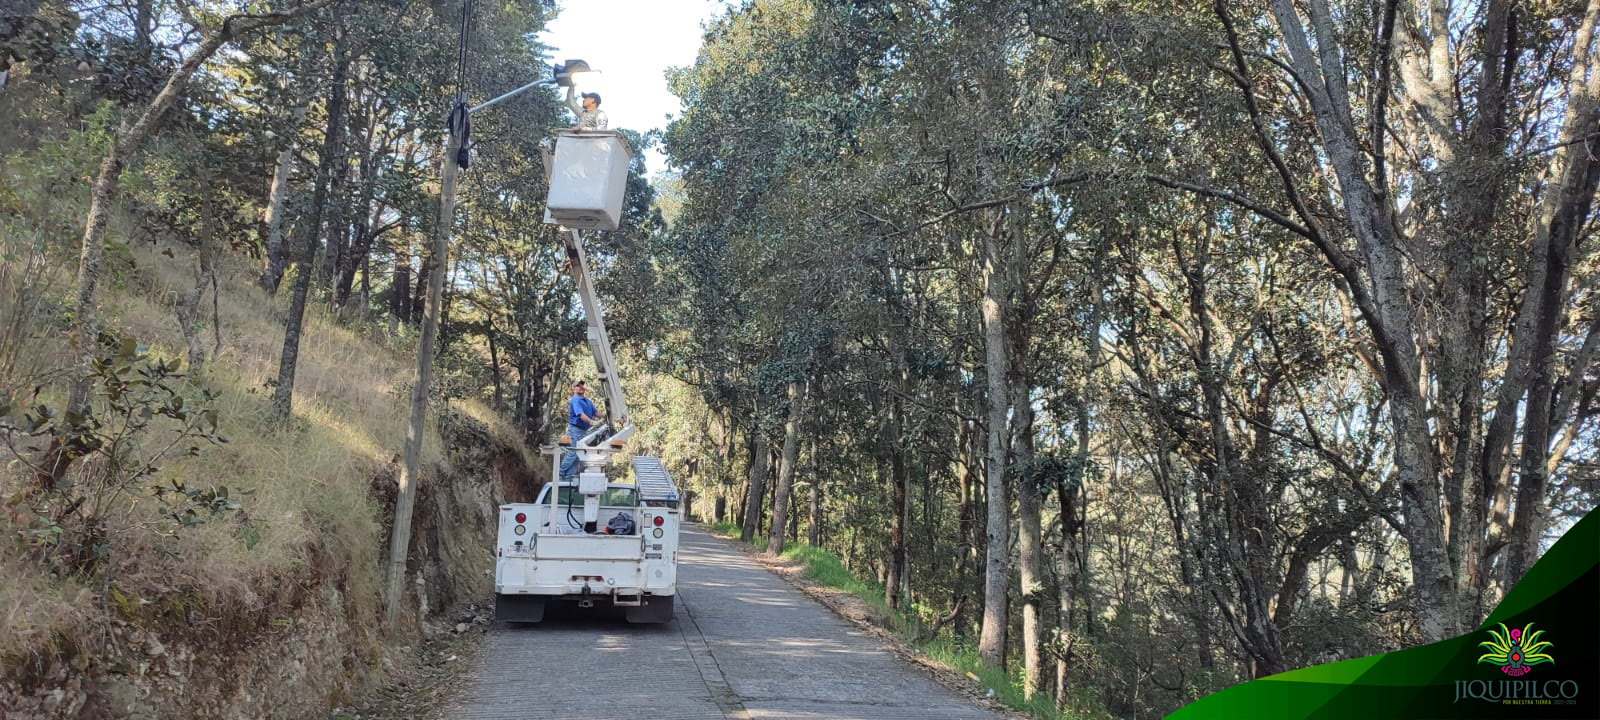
[1,405,541,719]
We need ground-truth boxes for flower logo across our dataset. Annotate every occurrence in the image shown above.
[1477,622,1554,677]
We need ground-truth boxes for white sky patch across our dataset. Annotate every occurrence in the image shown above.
[541,0,729,177]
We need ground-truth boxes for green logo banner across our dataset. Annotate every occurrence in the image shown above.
[1169,508,1599,719]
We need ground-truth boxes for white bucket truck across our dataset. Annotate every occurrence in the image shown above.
[495,456,679,624]
[494,130,680,624]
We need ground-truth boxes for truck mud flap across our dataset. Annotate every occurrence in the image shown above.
[495,594,546,623]
[625,595,674,624]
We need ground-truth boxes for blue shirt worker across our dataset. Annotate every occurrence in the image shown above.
[559,381,603,482]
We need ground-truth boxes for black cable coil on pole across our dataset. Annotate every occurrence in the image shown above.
[449,0,473,170]
[448,101,471,170]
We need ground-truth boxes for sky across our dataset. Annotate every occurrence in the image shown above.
[539,0,731,176]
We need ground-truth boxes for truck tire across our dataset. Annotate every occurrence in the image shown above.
[625,595,674,624]
[495,594,546,623]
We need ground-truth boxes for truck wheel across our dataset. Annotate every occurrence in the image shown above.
[625,595,674,624]
[495,594,546,623]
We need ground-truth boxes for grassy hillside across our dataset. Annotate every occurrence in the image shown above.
[1,215,536,714]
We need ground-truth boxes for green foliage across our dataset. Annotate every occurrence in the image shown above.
[781,543,875,598]
[922,636,1108,720]
[2,0,1593,714]
[657,0,1595,715]
[0,101,115,241]
[0,228,67,395]
[153,480,246,529]
[0,332,237,574]
[1015,453,1098,496]
[0,0,580,700]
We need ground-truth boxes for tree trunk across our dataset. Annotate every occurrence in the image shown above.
[321,147,350,295]
[335,118,382,306]
[956,411,976,639]
[272,28,348,423]
[513,353,532,436]
[1504,21,1600,583]
[791,490,801,545]
[487,322,505,412]
[260,146,295,292]
[336,207,381,307]
[1266,0,1455,641]
[978,209,1010,669]
[1505,178,1597,586]
[384,109,464,627]
[808,449,822,547]
[767,380,805,555]
[260,50,315,293]
[412,250,430,323]
[1058,248,1105,701]
[391,232,411,328]
[359,247,371,318]
[1008,205,1043,698]
[439,250,461,344]
[1015,387,1042,697]
[886,390,908,609]
[734,482,747,533]
[740,413,770,543]
[1054,464,1081,705]
[176,191,216,374]
[715,407,733,525]
[766,446,779,531]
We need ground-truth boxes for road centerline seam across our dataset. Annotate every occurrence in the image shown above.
[677,589,752,720]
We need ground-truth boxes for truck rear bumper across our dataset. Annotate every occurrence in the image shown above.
[496,584,676,597]
[495,556,674,595]
[493,591,674,624]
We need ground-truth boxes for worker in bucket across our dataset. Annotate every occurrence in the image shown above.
[565,87,608,131]
[560,380,604,481]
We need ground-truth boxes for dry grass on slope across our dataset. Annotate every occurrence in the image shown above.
[0,233,520,685]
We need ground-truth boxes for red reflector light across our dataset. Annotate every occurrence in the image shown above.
[653,515,664,527]
[515,512,527,523]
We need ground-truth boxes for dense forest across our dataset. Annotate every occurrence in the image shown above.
[3,0,1598,718]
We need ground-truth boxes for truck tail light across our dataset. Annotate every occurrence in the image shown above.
[653,515,664,527]
[515,512,527,523]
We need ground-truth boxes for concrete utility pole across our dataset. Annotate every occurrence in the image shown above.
[384,106,464,627]
[382,58,595,626]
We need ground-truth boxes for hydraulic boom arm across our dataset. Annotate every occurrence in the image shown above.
[559,227,632,444]
[535,132,636,533]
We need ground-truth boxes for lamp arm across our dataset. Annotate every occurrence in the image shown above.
[470,77,553,115]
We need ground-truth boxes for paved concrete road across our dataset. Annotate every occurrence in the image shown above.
[447,525,1002,720]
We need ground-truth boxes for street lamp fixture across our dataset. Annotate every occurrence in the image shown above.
[472,58,596,116]
[552,59,593,87]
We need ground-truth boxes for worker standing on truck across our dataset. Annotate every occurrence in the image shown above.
[565,86,608,131]
[560,380,603,481]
